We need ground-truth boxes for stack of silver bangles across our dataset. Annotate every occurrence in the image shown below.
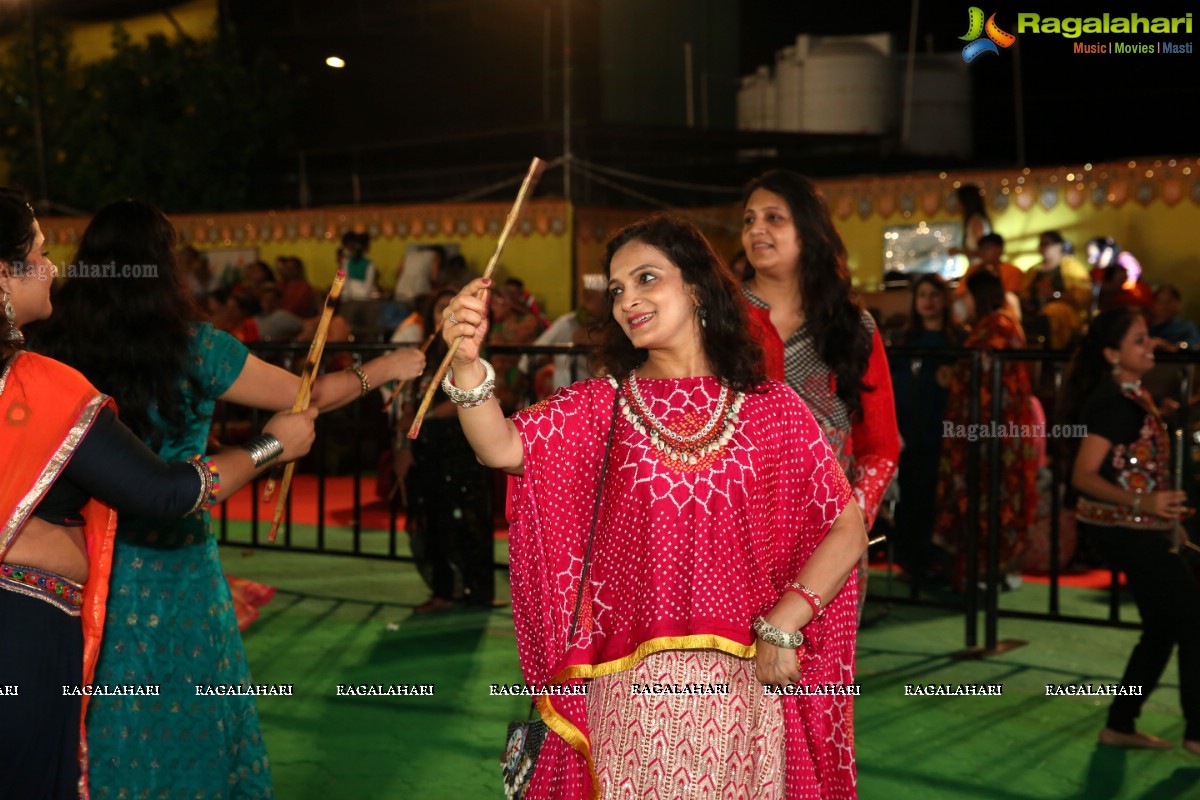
[241,434,285,468]
[441,359,496,408]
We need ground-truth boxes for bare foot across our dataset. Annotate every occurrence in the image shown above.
[1098,728,1173,750]
[1184,740,1200,756]
[414,596,455,613]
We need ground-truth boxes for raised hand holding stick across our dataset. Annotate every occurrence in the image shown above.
[407,157,546,439]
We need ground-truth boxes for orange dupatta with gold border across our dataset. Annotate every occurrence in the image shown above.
[0,351,118,798]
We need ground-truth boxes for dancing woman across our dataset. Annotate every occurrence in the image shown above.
[442,216,867,798]
[1061,308,1200,753]
[30,199,423,798]
[0,188,315,799]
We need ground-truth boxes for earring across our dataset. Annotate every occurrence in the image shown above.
[697,307,707,329]
[3,291,23,345]
[1110,359,1121,377]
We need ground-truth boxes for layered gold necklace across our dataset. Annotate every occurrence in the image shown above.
[617,371,744,464]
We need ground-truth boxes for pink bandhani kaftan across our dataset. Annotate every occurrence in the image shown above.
[507,376,857,800]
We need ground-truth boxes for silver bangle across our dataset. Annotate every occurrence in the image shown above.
[442,359,497,408]
[753,616,805,649]
[240,434,285,468]
[346,365,370,398]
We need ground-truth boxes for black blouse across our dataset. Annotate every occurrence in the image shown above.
[32,406,202,526]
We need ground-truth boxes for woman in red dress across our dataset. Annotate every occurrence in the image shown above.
[442,216,867,799]
[935,270,1038,589]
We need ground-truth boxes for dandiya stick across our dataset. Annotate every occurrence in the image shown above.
[383,321,444,414]
[407,157,546,439]
[264,269,346,542]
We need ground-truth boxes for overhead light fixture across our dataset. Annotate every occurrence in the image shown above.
[326,56,346,69]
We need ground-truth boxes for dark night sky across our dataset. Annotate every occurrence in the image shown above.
[740,0,1199,166]
[4,0,1194,206]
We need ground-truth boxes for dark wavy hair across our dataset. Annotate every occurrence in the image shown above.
[1059,308,1140,428]
[1057,307,1141,493]
[591,215,766,392]
[29,199,200,448]
[901,273,963,346]
[741,170,873,419]
[0,188,36,358]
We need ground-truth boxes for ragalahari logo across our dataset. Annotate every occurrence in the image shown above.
[960,7,1017,62]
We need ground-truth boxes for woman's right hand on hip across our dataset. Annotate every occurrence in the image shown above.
[442,278,492,367]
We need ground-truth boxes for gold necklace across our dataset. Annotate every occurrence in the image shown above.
[617,371,744,464]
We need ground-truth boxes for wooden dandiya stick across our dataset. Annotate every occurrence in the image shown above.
[264,269,346,542]
[407,156,546,439]
[383,322,444,414]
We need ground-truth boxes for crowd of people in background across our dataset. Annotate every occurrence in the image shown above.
[877,190,1198,597]
[171,190,1200,609]
[7,170,1200,797]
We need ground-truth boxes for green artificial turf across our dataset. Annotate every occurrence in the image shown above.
[225,542,1200,799]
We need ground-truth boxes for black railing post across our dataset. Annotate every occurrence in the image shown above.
[985,352,1004,651]
[964,350,982,649]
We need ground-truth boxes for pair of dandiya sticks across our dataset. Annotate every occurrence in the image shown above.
[261,156,548,541]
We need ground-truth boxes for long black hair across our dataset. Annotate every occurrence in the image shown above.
[592,215,766,393]
[1057,307,1141,480]
[901,273,963,346]
[1060,308,1141,427]
[0,188,36,359]
[741,170,873,419]
[30,199,200,448]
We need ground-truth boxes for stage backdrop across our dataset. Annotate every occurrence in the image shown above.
[39,157,1200,323]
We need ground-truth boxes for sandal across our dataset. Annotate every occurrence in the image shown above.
[414,596,456,613]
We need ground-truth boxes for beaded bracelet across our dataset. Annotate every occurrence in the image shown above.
[346,365,371,398]
[442,359,497,408]
[187,454,221,516]
[784,582,824,622]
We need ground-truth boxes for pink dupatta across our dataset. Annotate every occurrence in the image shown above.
[507,377,858,799]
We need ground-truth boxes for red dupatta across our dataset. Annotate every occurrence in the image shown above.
[0,352,118,798]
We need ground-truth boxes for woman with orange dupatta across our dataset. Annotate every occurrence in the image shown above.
[442,216,867,799]
[0,189,315,800]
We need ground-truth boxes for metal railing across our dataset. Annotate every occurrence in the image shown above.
[882,345,1198,653]
[213,341,589,565]
[216,339,1199,651]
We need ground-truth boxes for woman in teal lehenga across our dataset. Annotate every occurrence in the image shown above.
[30,200,424,798]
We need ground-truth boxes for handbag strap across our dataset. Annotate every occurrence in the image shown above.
[524,384,620,721]
[565,384,622,645]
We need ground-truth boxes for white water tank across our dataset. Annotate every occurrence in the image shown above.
[803,34,896,134]
[906,55,971,158]
[775,45,804,131]
[737,75,757,129]
[736,65,776,130]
